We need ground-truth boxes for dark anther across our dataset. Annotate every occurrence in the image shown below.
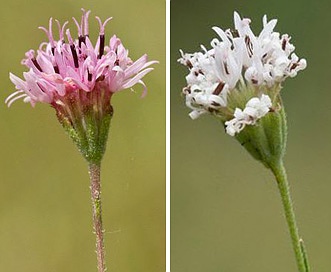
[88,71,92,81]
[51,47,55,55]
[98,34,105,59]
[70,44,79,68]
[182,86,191,94]
[54,65,60,74]
[96,75,105,82]
[245,35,253,57]
[114,59,119,66]
[290,62,299,71]
[282,39,287,51]
[186,60,193,69]
[224,62,230,75]
[194,71,199,76]
[32,58,43,72]
[213,81,225,95]
[198,69,204,75]
[262,53,267,59]
[78,36,86,47]
[211,101,221,107]
[251,79,258,84]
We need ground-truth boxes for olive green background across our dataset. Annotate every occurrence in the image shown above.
[0,1,165,272]
[171,1,331,271]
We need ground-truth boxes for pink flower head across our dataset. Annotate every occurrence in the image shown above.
[6,9,157,108]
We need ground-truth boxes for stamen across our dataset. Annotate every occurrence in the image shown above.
[211,101,221,107]
[96,75,105,82]
[282,39,287,51]
[96,16,112,59]
[186,60,193,69]
[79,36,86,47]
[224,62,229,75]
[66,29,79,68]
[88,71,92,81]
[32,58,43,72]
[98,35,105,59]
[290,62,299,71]
[213,81,225,95]
[70,45,79,68]
[54,65,60,74]
[245,35,253,57]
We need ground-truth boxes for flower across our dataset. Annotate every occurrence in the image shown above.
[7,9,157,163]
[225,94,272,136]
[178,11,306,136]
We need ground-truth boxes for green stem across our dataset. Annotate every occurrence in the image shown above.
[271,162,310,272]
[88,163,106,272]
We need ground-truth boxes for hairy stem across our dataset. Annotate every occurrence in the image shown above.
[271,161,310,272]
[88,163,106,272]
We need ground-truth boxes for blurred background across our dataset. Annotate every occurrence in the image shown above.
[0,1,165,272]
[171,1,331,271]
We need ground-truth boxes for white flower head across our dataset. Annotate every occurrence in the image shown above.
[178,11,306,136]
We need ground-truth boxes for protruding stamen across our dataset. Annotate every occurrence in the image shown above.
[70,45,79,68]
[245,35,253,57]
[66,29,79,68]
[186,60,193,69]
[32,58,43,72]
[282,38,287,51]
[79,36,86,47]
[96,16,112,59]
[98,35,105,59]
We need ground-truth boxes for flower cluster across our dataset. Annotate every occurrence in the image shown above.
[7,9,157,108]
[6,9,157,163]
[179,11,306,136]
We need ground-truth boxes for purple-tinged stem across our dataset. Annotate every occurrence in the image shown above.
[88,163,106,272]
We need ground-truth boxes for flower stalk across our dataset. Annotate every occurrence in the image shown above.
[271,162,310,272]
[88,162,106,272]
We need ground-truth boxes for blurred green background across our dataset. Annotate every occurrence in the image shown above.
[0,1,165,272]
[171,0,331,271]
